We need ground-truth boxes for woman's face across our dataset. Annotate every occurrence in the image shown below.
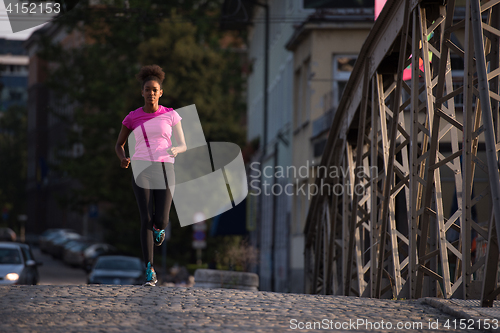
[142,80,163,104]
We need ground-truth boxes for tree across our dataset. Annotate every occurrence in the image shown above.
[37,1,246,259]
[0,105,27,231]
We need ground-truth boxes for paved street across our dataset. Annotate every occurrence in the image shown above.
[31,247,88,285]
[0,285,493,332]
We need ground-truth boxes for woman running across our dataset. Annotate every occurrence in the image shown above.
[115,65,187,286]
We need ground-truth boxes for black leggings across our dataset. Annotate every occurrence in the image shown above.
[131,162,175,266]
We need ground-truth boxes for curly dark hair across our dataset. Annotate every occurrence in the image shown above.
[136,64,165,89]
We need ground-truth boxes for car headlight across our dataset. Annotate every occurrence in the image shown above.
[6,273,19,281]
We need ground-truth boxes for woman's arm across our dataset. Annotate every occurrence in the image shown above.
[115,124,132,168]
[169,121,187,157]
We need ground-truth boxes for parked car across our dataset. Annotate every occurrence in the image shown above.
[46,232,81,258]
[37,229,60,248]
[0,242,42,285]
[39,229,77,253]
[63,241,95,267]
[87,255,145,285]
[56,237,94,261]
[83,243,117,271]
[0,228,16,242]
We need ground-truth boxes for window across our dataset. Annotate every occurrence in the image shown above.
[450,54,464,71]
[295,60,312,130]
[452,81,464,107]
[294,68,302,128]
[449,33,465,109]
[313,138,327,157]
[294,193,302,234]
[333,55,357,110]
[270,0,285,42]
[304,60,311,122]
[0,248,22,264]
[9,91,22,101]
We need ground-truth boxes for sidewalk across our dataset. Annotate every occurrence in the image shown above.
[0,285,498,332]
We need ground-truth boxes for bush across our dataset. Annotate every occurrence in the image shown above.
[215,237,258,272]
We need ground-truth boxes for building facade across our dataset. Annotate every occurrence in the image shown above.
[236,0,314,292]
[0,39,29,111]
[226,0,380,294]
[285,8,373,294]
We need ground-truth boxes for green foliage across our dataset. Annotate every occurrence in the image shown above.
[136,10,246,145]
[213,236,258,272]
[37,1,246,261]
[0,105,27,230]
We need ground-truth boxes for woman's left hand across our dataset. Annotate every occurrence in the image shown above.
[170,121,187,158]
[168,147,179,157]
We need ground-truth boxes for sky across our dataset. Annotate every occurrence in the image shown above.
[0,0,47,40]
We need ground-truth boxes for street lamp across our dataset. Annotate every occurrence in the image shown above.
[17,214,27,243]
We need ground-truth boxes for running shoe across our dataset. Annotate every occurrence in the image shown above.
[153,225,165,247]
[143,262,157,286]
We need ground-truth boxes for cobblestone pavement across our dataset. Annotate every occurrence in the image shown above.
[0,285,490,332]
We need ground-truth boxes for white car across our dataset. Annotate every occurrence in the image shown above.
[0,242,41,285]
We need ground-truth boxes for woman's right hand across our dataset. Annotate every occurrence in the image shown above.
[121,157,131,168]
[116,125,132,168]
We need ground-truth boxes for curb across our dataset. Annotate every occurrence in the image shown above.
[422,297,500,332]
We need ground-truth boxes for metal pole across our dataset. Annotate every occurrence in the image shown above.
[271,140,278,291]
[246,0,269,290]
[197,248,202,266]
[470,0,500,252]
[162,238,167,282]
[83,206,88,237]
[264,3,269,157]
[244,0,268,154]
